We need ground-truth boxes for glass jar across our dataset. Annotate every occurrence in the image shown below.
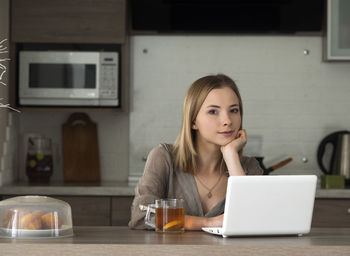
[26,136,53,184]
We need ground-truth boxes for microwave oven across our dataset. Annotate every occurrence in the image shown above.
[19,51,119,107]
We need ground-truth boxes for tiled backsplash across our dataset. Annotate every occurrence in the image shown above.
[129,35,350,179]
[18,112,129,182]
[15,35,350,182]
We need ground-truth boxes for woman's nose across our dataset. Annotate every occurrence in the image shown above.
[222,112,232,126]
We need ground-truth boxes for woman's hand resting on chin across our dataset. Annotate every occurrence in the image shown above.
[220,129,247,176]
[221,129,247,156]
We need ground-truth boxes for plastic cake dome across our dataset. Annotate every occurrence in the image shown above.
[0,195,73,238]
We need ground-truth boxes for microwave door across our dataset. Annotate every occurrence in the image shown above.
[20,61,100,106]
[25,63,98,94]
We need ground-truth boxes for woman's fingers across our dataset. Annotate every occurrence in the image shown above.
[239,129,247,144]
[236,129,246,140]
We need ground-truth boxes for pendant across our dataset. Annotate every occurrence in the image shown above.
[207,192,212,198]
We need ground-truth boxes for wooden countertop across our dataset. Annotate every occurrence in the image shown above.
[0,227,350,255]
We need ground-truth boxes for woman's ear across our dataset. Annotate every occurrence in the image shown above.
[192,121,198,130]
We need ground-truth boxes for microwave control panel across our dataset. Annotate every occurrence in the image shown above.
[99,52,119,99]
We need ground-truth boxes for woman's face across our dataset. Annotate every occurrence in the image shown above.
[192,87,241,147]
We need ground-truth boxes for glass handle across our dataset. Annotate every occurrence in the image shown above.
[144,204,156,228]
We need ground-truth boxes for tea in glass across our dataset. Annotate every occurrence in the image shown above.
[155,199,184,233]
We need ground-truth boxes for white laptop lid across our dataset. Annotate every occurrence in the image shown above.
[219,175,317,237]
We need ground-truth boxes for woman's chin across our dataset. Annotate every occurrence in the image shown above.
[216,141,231,147]
[219,137,234,146]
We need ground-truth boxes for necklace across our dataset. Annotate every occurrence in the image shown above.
[195,173,223,199]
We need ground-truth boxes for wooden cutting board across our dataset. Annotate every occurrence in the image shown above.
[62,113,100,182]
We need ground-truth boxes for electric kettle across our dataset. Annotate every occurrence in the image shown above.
[317,130,350,182]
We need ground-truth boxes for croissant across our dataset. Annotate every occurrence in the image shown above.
[41,212,63,229]
[2,209,62,230]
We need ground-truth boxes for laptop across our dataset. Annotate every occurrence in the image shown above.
[202,175,317,238]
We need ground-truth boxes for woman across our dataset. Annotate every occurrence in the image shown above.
[128,74,263,230]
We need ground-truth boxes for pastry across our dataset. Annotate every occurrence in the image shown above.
[2,209,62,230]
[41,212,62,229]
[26,215,42,230]
[19,213,34,229]
[2,208,30,229]
[32,210,45,219]
[3,209,16,228]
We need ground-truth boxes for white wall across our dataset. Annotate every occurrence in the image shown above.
[15,34,350,182]
[129,35,350,178]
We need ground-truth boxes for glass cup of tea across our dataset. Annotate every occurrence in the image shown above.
[145,199,185,233]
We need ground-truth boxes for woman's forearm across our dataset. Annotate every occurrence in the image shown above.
[185,215,208,230]
[226,152,246,176]
[184,214,223,230]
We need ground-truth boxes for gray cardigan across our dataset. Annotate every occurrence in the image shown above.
[128,143,263,229]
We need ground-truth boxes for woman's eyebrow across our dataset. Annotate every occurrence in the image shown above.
[206,104,239,108]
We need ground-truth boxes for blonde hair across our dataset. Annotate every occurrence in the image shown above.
[172,74,243,174]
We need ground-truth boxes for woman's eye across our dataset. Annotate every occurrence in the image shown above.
[208,109,217,114]
[231,108,239,113]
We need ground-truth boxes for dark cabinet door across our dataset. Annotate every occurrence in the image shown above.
[54,196,111,226]
[312,199,350,227]
[111,196,133,226]
[11,0,126,43]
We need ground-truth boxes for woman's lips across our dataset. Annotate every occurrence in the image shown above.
[218,131,233,137]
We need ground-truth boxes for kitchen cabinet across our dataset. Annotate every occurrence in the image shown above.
[55,196,133,226]
[312,199,350,227]
[324,0,350,60]
[9,0,129,112]
[1,195,133,226]
[2,195,349,228]
[54,196,111,226]
[11,0,126,43]
[111,196,133,226]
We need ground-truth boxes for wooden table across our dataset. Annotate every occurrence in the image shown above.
[1,227,350,256]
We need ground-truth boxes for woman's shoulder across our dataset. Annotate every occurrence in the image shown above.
[241,155,255,162]
[147,143,174,163]
[140,143,175,181]
[150,143,173,155]
[159,143,174,152]
[241,155,264,175]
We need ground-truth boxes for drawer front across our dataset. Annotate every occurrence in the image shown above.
[111,196,133,226]
[54,196,111,226]
[312,199,350,227]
